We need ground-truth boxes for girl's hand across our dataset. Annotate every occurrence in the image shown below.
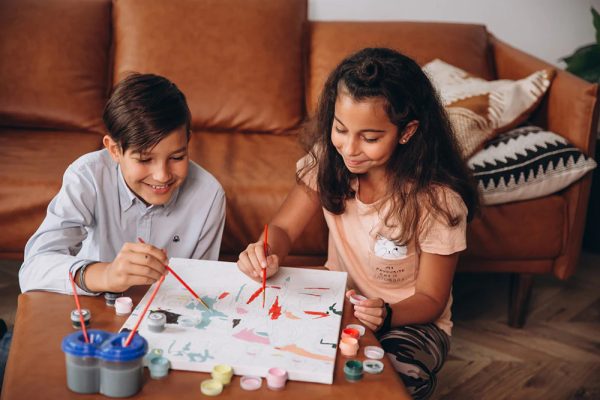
[103,242,168,292]
[237,241,279,282]
[346,289,387,331]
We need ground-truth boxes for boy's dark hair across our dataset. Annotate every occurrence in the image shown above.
[299,47,480,244]
[103,73,191,153]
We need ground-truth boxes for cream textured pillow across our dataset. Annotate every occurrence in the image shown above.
[423,59,554,158]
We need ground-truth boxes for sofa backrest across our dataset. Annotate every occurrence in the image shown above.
[112,0,307,134]
[0,0,111,133]
[307,21,494,113]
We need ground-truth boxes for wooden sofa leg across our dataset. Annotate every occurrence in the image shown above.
[508,273,534,328]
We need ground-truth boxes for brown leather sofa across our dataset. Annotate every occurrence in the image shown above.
[1,0,597,327]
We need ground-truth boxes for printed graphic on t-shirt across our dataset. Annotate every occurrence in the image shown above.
[369,235,415,285]
[374,235,407,260]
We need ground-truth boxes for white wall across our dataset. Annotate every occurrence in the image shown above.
[308,0,600,67]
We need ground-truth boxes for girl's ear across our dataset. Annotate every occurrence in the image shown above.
[399,120,419,144]
[103,135,122,162]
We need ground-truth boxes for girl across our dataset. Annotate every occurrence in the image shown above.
[237,48,479,399]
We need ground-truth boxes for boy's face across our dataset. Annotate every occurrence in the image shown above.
[104,127,190,206]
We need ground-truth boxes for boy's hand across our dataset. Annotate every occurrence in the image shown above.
[346,289,387,332]
[237,241,279,282]
[103,242,168,292]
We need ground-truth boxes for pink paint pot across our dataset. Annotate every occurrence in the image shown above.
[266,367,288,390]
[339,337,359,357]
[240,376,262,391]
[341,328,360,340]
[115,297,133,316]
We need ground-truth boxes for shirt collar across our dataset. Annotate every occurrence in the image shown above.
[117,164,137,212]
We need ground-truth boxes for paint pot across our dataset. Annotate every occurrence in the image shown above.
[97,332,148,398]
[343,359,364,382]
[71,308,91,329]
[148,356,170,379]
[349,294,367,305]
[144,348,164,365]
[211,364,233,385]
[345,324,366,337]
[104,292,122,307]
[200,378,223,396]
[341,327,360,340]
[147,312,167,333]
[114,297,133,316]
[61,330,111,394]
[240,376,262,391]
[364,345,385,360]
[266,367,288,390]
[363,359,384,374]
[339,337,359,357]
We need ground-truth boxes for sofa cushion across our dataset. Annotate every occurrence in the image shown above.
[423,59,554,158]
[0,130,103,256]
[113,0,306,133]
[308,21,494,113]
[188,131,328,258]
[0,0,110,133]
[469,126,597,205]
[465,194,565,260]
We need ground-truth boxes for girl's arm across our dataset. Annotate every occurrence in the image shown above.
[352,252,458,331]
[237,182,321,281]
[389,252,458,326]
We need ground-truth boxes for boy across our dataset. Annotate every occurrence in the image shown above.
[19,73,226,295]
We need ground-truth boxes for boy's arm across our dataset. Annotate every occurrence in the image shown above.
[19,163,98,295]
[190,188,226,260]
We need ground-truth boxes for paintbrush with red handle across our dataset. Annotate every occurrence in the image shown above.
[262,224,268,308]
[138,237,209,309]
[123,272,166,347]
[68,271,89,343]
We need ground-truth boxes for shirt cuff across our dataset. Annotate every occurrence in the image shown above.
[68,260,101,296]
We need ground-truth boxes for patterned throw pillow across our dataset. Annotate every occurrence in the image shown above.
[423,59,554,158]
[468,126,597,205]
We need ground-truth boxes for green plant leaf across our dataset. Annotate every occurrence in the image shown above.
[564,45,600,83]
[593,7,600,44]
[562,43,598,63]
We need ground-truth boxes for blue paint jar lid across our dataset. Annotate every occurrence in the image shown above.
[61,329,111,357]
[97,332,148,362]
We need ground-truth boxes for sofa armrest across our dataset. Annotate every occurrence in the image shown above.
[490,35,599,154]
[491,35,599,280]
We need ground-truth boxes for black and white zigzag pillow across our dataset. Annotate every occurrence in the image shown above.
[468,126,597,205]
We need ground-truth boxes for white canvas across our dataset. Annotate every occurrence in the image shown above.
[120,259,348,384]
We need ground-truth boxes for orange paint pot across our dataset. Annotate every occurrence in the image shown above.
[339,337,359,357]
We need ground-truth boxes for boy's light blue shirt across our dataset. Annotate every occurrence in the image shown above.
[19,149,226,295]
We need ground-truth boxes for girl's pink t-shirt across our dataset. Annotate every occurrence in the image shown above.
[299,162,467,335]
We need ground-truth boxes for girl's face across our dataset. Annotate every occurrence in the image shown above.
[331,93,402,178]
[104,127,190,206]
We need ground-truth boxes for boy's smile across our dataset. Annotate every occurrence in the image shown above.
[104,127,190,206]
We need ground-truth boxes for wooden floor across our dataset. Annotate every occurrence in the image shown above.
[1,253,599,399]
[434,251,600,400]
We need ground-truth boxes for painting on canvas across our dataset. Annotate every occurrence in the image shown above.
[120,258,348,384]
